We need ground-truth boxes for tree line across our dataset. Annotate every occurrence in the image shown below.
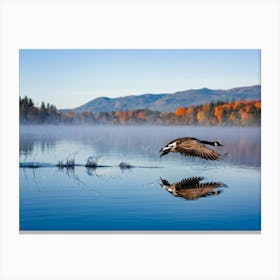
[20,96,261,126]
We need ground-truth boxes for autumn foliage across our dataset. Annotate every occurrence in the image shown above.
[20,96,261,126]
[174,100,261,126]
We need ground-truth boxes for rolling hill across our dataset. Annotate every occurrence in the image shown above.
[61,85,260,113]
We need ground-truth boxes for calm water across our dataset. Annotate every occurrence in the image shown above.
[20,125,261,231]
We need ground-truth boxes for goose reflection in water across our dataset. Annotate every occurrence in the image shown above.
[160,176,226,200]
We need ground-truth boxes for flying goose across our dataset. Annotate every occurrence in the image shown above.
[159,137,227,160]
[160,177,225,200]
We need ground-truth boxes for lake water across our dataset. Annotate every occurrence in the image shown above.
[20,125,261,231]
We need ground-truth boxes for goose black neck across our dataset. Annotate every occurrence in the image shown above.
[200,140,215,146]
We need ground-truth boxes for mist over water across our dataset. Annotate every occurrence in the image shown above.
[20,125,260,167]
[19,125,261,231]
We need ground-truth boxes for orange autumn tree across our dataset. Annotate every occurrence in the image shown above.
[254,100,261,109]
[214,106,223,123]
[174,99,261,126]
[175,106,186,117]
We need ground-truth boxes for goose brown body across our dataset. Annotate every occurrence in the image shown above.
[160,137,227,160]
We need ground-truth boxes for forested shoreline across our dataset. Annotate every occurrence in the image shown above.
[20,96,261,126]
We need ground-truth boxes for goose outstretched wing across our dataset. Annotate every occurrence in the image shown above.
[176,177,204,189]
[176,139,222,160]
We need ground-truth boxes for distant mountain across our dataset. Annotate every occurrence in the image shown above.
[61,85,260,113]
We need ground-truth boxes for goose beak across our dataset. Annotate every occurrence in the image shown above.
[160,146,170,157]
[160,150,169,157]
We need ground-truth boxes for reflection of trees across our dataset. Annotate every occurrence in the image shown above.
[20,135,56,157]
[20,126,261,168]
[160,176,226,200]
[20,139,35,158]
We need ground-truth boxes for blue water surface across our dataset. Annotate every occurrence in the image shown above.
[20,126,261,231]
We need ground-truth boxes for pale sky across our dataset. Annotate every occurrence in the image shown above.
[19,49,260,109]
